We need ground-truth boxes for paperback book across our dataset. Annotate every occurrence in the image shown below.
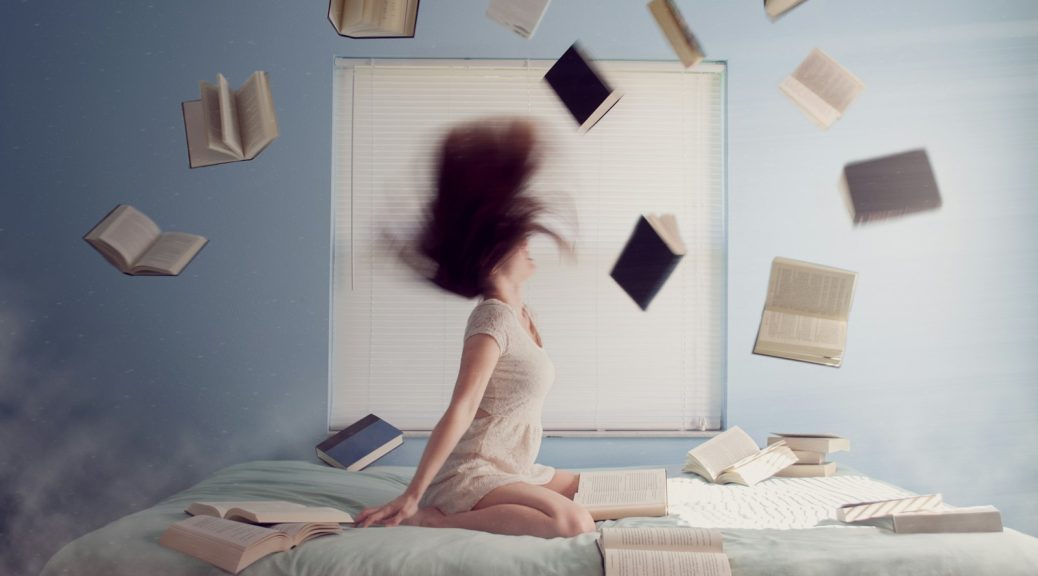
[647,0,705,68]
[328,0,420,38]
[84,204,207,276]
[683,426,796,486]
[486,0,551,39]
[779,48,864,129]
[574,468,668,521]
[182,71,279,169]
[599,526,731,576]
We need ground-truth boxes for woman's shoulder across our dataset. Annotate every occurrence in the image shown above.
[468,298,515,323]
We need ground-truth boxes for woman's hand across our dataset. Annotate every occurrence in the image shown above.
[355,491,421,528]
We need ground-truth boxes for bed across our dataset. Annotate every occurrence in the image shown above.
[41,460,1038,576]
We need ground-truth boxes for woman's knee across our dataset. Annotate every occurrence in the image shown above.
[554,507,596,537]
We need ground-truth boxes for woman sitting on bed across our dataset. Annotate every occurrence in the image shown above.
[355,118,595,539]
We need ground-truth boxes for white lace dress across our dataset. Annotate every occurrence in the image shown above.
[419,298,556,514]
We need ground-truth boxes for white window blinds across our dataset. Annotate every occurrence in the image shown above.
[331,58,726,433]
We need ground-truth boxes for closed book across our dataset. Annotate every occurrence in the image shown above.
[774,461,836,478]
[610,214,686,311]
[843,149,942,224]
[544,43,623,132]
[767,433,849,454]
[316,414,404,471]
[891,506,1003,534]
[764,0,809,20]
[792,450,824,464]
[837,494,944,523]
[647,0,704,68]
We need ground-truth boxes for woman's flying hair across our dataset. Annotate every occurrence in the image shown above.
[415,118,571,298]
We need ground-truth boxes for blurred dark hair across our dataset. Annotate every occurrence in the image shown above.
[417,118,569,298]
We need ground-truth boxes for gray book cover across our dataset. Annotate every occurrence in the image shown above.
[843,149,942,224]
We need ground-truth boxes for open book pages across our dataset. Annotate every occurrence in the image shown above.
[837,494,943,522]
[486,0,551,39]
[779,48,864,129]
[753,257,857,367]
[160,515,342,574]
[84,204,207,276]
[186,500,354,524]
[183,71,278,168]
[715,441,797,486]
[600,527,730,576]
[683,426,759,482]
[328,0,419,38]
[647,0,704,68]
[574,469,667,521]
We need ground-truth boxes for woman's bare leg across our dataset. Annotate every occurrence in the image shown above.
[407,481,595,538]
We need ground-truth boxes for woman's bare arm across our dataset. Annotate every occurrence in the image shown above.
[355,334,500,527]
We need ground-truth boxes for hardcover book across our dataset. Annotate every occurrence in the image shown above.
[328,0,419,38]
[753,258,857,367]
[774,461,837,478]
[647,0,705,68]
[182,71,278,169]
[843,149,942,224]
[544,43,623,132]
[84,204,207,276]
[767,433,849,454]
[609,214,686,311]
[574,468,667,521]
[599,526,732,576]
[779,48,863,129]
[683,426,796,486]
[486,0,550,39]
[316,414,404,472]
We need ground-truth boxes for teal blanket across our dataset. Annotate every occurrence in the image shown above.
[41,461,1038,576]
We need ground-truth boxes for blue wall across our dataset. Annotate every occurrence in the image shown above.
[2,1,1036,574]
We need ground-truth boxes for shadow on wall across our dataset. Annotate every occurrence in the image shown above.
[0,298,231,576]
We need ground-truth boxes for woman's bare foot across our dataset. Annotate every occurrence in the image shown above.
[401,507,445,528]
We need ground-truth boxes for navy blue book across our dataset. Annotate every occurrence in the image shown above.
[316,414,404,472]
[610,214,686,311]
[543,43,623,133]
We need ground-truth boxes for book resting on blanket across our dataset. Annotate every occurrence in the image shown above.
[598,526,732,576]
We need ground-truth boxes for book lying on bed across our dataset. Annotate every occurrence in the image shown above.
[753,257,857,367]
[316,413,404,471]
[599,526,732,576]
[837,494,944,522]
[885,506,1003,533]
[774,461,837,478]
[683,425,796,486]
[187,500,355,524]
[84,204,207,276]
[160,515,343,574]
[769,433,847,476]
[574,468,667,521]
[182,71,278,168]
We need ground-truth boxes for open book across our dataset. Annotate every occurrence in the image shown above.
[779,48,864,129]
[186,500,354,524]
[328,0,419,38]
[683,426,796,486]
[84,204,207,276]
[182,71,278,169]
[610,214,686,311]
[647,0,704,68]
[160,515,342,574]
[753,257,857,367]
[599,527,731,576]
[574,468,667,521]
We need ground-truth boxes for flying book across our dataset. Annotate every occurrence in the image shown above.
[486,0,550,39]
[160,515,343,574]
[610,214,686,311]
[843,149,942,224]
[84,204,207,276]
[683,426,796,486]
[328,0,420,38]
[753,257,857,367]
[186,501,355,524]
[764,0,809,20]
[767,433,849,454]
[647,0,705,68]
[316,413,404,471]
[182,71,278,169]
[599,527,732,576]
[779,48,864,129]
[573,468,667,521]
[544,43,623,133]
[837,494,944,523]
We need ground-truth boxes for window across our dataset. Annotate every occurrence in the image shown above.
[331,58,726,433]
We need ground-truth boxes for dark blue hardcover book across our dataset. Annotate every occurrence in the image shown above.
[543,43,623,133]
[609,214,686,311]
[316,414,404,471]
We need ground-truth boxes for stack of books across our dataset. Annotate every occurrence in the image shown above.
[767,433,849,477]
